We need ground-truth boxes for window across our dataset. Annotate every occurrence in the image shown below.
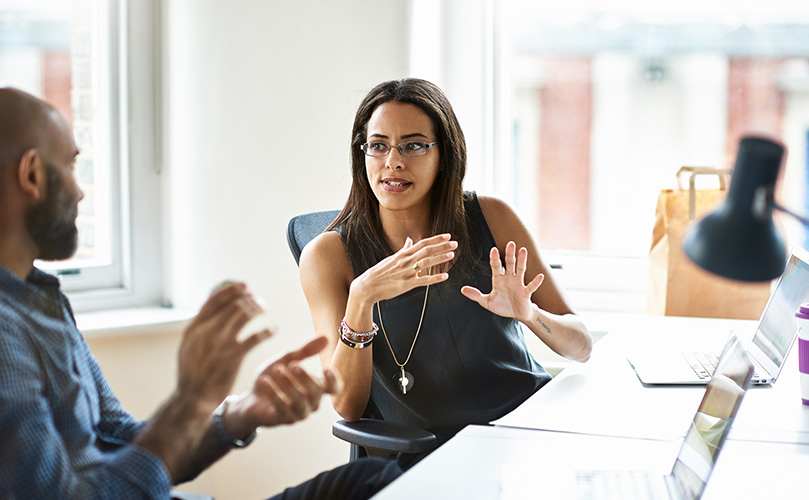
[506,3,809,256]
[434,1,809,311]
[0,0,163,312]
[0,0,123,290]
[501,3,809,311]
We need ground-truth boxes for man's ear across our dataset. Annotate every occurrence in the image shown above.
[16,149,47,201]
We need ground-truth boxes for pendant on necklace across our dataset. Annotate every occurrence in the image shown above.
[393,368,414,394]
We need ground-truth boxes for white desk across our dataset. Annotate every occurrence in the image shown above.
[372,314,809,499]
[496,313,809,443]
[373,425,809,500]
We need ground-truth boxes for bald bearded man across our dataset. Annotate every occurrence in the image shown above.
[0,88,400,499]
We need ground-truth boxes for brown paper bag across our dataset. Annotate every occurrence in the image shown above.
[647,167,772,320]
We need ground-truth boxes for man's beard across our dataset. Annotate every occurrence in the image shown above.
[24,163,79,261]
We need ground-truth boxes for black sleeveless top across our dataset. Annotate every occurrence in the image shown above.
[366,192,551,432]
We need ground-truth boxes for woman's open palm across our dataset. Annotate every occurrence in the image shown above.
[461,241,544,322]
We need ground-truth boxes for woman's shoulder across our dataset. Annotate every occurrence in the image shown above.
[300,230,347,263]
[299,230,353,280]
[299,230,355,291]
[471,193,532,249]
[473,193,520,224]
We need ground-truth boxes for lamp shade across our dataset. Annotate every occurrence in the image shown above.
[683,136,787,281]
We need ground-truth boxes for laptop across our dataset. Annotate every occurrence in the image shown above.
[500,334,754,500]
[628,245,809,386]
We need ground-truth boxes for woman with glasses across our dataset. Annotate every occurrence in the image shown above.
[299,78,592,467]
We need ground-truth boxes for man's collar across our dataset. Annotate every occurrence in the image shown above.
[0,263,61,290]
[27,267,61,286]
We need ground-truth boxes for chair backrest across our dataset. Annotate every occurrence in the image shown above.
[287,210,341,265]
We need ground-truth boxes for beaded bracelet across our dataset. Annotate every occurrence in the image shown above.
[339,317,378,349]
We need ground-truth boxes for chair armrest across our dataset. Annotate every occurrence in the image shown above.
[332,418,437,454]
[170,491,214,500]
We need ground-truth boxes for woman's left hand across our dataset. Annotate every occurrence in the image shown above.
[460,241,543,322]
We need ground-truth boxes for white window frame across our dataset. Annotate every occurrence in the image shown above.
[62,0,164,313]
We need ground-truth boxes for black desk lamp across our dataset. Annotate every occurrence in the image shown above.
[683,135,809,282]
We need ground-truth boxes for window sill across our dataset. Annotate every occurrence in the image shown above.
[76,307,195,338]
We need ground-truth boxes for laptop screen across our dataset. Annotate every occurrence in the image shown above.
[669,336,754,500]
[751,247,809,371]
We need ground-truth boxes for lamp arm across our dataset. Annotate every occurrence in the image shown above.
[753,186,809,227]
[773,201,809,227]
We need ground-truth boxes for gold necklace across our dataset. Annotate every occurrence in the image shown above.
[376,284,429,395]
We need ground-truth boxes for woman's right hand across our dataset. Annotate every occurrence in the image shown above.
[349,233,457,306]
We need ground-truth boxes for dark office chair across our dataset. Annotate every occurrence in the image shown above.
[286,210,437,461]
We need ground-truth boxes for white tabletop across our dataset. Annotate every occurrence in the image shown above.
[373,425,809,500]
[495,313,809,443]
[373,314,809,499]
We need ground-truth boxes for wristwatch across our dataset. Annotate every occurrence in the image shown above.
[212,395,257,449]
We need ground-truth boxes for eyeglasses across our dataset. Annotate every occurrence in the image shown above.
[360,141,439,157]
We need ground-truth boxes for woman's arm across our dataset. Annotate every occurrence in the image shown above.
[470,195,592,362]
[299,231,457,420]
[299,232,370,420]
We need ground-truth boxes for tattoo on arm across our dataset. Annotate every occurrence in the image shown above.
[536,316,551,335]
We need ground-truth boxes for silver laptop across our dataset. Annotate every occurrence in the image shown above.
[574,335,754,500]
[628,245,809,386]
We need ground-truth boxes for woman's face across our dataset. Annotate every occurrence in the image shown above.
[364,101,440,214]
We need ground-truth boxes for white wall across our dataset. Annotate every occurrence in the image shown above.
[158,1,412,498]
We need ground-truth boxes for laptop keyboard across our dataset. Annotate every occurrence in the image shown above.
[682,351,720,380]
[683,351,763,381]
[575,470,667,500]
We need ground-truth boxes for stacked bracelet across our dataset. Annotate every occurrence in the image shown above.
[339,317,378,349]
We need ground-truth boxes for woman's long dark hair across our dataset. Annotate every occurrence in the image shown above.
[328,78,473,276]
